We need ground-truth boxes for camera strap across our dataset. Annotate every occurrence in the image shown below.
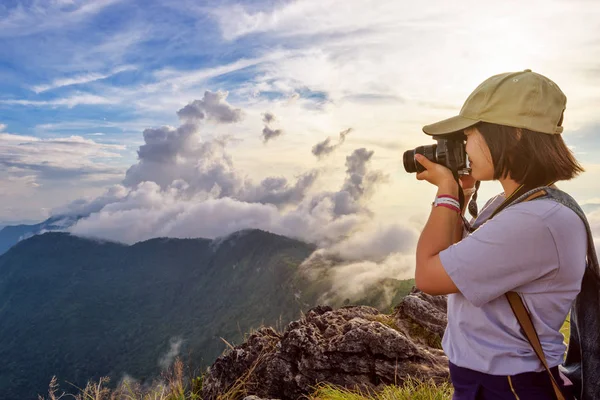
[488,180,556,220]
[461,180,556,234]
[468,180,481,219]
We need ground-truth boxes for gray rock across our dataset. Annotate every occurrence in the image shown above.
[202,288,449,400]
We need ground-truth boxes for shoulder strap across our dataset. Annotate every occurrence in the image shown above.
[505,185,600,399]
[506,291,566,400]
[503,188,566,399]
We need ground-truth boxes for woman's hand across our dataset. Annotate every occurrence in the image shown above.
[459,174,477,190]
[415,154,478,194]
[414,154,457,189]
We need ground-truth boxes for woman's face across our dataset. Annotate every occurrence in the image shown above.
[464,127,494,181]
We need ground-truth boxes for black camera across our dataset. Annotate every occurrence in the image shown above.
[403,136,471,175]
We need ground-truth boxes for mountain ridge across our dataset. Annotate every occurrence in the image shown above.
[0,229,415,399]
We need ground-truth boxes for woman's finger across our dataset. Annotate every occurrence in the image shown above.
[414,154,432,170]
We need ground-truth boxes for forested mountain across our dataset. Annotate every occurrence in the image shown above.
[0,229,414,399]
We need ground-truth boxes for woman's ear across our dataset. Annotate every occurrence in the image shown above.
[515,128,523,141]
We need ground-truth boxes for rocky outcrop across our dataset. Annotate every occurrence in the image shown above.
[202,288,449,400]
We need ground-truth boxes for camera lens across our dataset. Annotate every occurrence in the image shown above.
[403,150,417,173]
[403,144,437,173]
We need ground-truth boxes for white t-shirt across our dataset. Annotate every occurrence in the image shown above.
[439,194,586,375]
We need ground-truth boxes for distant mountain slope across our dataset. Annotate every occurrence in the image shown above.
[0,229,415,399]
[0,215,80,255]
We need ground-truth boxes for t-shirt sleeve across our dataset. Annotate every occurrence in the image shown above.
[439,205,559,307]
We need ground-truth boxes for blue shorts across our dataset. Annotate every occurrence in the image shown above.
[449,362,574,399]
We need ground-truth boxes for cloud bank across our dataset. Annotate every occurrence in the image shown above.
[54,91,413,307]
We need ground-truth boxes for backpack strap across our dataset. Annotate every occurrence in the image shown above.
[506,291,566,400]
[502,188,566,399]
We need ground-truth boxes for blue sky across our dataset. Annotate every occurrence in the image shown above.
[1,0,600,258]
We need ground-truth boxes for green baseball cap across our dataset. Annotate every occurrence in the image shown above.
[423,69,566,136]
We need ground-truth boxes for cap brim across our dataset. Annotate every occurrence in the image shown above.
[423,115,480,136]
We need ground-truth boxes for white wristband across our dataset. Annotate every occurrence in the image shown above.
[433,197,460,209]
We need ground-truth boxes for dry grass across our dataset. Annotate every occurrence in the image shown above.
[38,358,202,400]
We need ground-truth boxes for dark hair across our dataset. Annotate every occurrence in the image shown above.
[475,121,584,187]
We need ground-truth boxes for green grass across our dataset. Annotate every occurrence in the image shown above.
[560,313,570,346]
[39,370,454,400]
[308,378,454,400]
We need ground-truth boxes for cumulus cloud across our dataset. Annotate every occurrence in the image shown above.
[262,112,276,124]
[51,185,129,217]
[176,90,243,123]
[49,95,406,308]
[122,113,316,208]
[262,126,283,143]
[337,148,388,213]
[69,181,356,245]
[261,111,284,143]
[312,128,352,158]
[65,97,389,247]
[68,144,389,246]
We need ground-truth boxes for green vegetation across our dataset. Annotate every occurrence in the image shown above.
[0,230,417,399]
[38,358,455,400]
[0,230,316,399]
[309,379,454,400]
[35,297,571,400]
[7,229,573,399]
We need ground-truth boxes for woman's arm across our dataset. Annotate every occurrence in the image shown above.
[452,193,473,243]
[412,154,472,295]
[415,182,461,295]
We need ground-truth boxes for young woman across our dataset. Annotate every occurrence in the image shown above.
[414,70,586,399]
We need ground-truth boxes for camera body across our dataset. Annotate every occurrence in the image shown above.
[403,135,471,175]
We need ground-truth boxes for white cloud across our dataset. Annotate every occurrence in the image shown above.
[158,337,183,369]
[323,222,417,263]
[211,0,600,129]
[31,65,137,93]
[0,133,127,184]
[1,93,114,108]
[315,252,416,308]
[67,94,389,247]
[0,0,123,37]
